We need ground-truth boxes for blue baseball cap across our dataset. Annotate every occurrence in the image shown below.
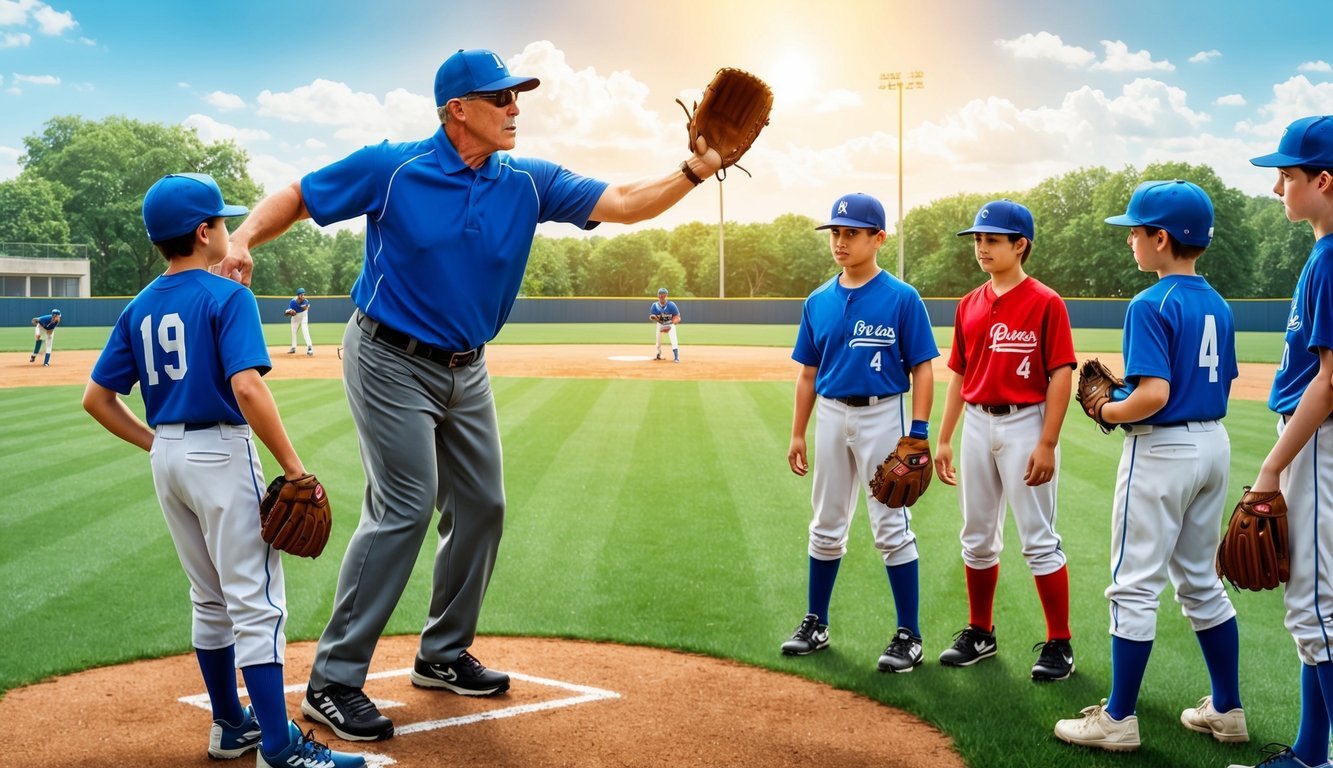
[143,173,248,242]
[50,308,60,315]
[815,193,886,231]
[297,288,306,294]
[658,287,668,295]
[435,48,540,106]
[1250,116,1333,168]
[1104,180,1214,248]
[957,199,1035,241]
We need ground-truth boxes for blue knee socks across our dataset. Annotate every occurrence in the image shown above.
[886,560,920,637]
[195,646,244,725]
[1106,636,1153,721]
[1195,618,1241,712]
[1292,662,1333,766]
[32,340,42,355]
[241,663,291,756]
[808,556,840,625]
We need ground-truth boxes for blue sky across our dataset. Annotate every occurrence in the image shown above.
[2,0,1332,235]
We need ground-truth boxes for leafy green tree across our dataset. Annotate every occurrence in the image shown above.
[328,229,365,294]
[767,214,830,296]
[1245,194,1312,298]
[899,192,995,297]
[1025,166,1137,298]
[584,230,668,295]
[20,115,261,294]
[248,221,331,296]
[0,175,71,247]
[667,221,718,296]
[522,235,576,296]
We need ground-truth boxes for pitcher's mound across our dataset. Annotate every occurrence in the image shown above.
[0,635,962,767]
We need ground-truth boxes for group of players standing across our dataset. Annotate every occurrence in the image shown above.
[780,115,1333,768]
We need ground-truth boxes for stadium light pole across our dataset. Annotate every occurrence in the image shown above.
[879,70,925,280]
[718,178,725,298]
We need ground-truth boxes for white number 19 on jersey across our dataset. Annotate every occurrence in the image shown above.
[139,313,188,386]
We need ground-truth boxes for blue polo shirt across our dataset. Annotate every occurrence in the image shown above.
[1271,234,1333,414]
[792,270,939,398]
[301,127,609,350]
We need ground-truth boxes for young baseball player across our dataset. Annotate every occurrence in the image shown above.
[81,173,363,768]
[288,288,313,356]
[1226,116,1333,768]
[30,308,61,365]
[933,200,1077,681]
[651,287,681,362]
[1053,180,1243,754]
[782,192,939,673]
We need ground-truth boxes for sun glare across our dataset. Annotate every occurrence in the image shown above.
[765,51,817,108]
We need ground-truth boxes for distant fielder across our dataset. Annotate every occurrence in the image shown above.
[651,287,681,362]
[286,288,312,356]
[30,308,61,366]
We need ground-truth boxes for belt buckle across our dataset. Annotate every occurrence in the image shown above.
[447,349,472,368]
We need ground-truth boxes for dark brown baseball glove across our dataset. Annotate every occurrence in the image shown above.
[870,436,932,508]
[1216,487,1290,591]
[676,67,773,178]
[259,473,331,558]
[1076,358,1126,434]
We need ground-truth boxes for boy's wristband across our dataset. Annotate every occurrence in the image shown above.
[909,420,929,440]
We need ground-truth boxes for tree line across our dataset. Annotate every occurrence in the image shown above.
[1,115,1311,299]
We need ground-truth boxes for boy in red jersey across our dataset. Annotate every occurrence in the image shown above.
[933,199,1077,681]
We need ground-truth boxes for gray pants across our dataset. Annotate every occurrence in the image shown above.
[309,314,505,689]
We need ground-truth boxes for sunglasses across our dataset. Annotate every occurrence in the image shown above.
[461,88,519,108]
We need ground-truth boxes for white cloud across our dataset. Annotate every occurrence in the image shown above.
[1189,50,1221,64]
[31,3,71,35]
[1092,40,1175,72]
[181,114,271,144]
[0,0,36,26]
[13,72,58,85]
[995,32,1096,68]
[303,138,326,150]
[1215,93,1246,106]
[255,78,434,145]
[204,90,246,111]
[1298,60,1332,73]
[809,89,862,114]
[0,144,20,181]
[77,35,92,45]
[177,81,191,89]
[1236,75,1333,138]
[1,31,28,46]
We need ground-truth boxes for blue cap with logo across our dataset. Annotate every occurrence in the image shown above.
[1250,116,1333,168]
[435,48,540,106]
[658,287,668,295]
[1104,180,1214,248]
[143,173,248,242]
[957,199,1035,241]
[815,193,886,231]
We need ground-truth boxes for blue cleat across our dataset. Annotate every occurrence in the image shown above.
[258,721,366,768]
[207,704,261,759]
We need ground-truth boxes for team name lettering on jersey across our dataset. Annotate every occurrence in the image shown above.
[849,320,897,348]
[988,323,1039,354]
[1287,297,1302,332]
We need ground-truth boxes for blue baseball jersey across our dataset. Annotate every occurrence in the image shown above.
[792,270,939,397]
[651,300,680,318]
[91,270,271,427]
[1270,235,1333,414]
[301,127,609,351]
[35,314,60,330]
[288,297,310,314]
[1121,274,1237,424]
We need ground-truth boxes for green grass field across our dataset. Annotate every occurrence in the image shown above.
[0,350,1298,767]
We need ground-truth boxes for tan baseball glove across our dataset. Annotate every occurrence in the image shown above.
[1076,358,1125,434]
[1216,487,1290,591]
[285,309,296,316]
[676,67,773,177]
[870,436,932,508]
[259,473,331,558]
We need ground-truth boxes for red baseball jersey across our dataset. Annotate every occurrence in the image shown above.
[948,277,1076,406]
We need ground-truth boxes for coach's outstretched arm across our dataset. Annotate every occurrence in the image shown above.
[590,140,721,225]
[219,181,311,287]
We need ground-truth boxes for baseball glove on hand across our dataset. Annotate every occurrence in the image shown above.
[1216,487,1290,591]
[259,473,331,558]
[285,309,296,316]
[1076,358,1125,434]
[677,67,773,177]
[870,436,932,508]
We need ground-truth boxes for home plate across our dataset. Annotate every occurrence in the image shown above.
[608,355,654,361]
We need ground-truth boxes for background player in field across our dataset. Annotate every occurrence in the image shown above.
[1228,116,1333,768]
[650,287,681,362]
[287,288,313,356]
[30,308,60,365]
[782,192,939,673]
[82,173,363,768]
[933,200,1077,681]
[1054,180,1243,754]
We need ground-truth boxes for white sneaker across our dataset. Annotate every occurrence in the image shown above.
[1181,696,1248,743]
[1054,699,1140,752]
[307,346,314,356]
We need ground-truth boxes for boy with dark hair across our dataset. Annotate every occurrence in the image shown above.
[83,173,363,768]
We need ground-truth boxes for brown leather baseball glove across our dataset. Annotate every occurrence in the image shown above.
[1216,487,1290,591]
[677,68,773,177]
[259,473,331,558]
[1076,358,1125,434]
[870,436,932,508]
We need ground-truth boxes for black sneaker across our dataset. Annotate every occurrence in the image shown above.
[780,613,829,655]
[939,625,998,666]
[877,627,924,673]
[411,650,510,696]
[301,683,394,741]
[1032,639,1075,681]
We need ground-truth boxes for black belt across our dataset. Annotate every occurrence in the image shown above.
[356,311,484,368]
[184,422,221,432]
[834,395,893,407]
[977,403,1033,416]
